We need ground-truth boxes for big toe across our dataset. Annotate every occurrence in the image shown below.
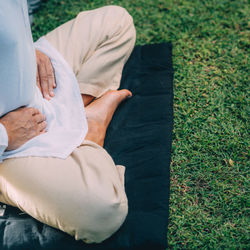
[117,89,132,100]
[103,89,132,104]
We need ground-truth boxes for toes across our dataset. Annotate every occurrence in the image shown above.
[118,89,132,99]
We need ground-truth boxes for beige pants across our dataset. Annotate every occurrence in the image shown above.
[0,5,136,244]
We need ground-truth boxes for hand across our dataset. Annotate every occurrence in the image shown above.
[0,107,47,151]
[36,49,56,100]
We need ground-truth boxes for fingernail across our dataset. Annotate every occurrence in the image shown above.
[50,91,55,97]
[45,94,50,100]
[127,94,132,98]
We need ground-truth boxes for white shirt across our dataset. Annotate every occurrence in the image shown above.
[0,0,36,116]
[0,1,88,162]
[0,124,8,160]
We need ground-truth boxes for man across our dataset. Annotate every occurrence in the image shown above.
[0,0,136,244]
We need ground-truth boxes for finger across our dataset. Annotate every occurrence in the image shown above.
[39,128,47,135]
[45,58,56,96]
[38,62,50,100]
[35,113,46,123]
[38,121,47,132]
[36,65,42,92]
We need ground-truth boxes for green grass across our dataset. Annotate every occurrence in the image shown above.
[32,0,249,248]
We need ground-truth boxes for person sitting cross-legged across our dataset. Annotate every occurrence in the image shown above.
[0,1,136,244]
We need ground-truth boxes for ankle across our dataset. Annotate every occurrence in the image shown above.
[85,119,105,147]
[85,135,104,147]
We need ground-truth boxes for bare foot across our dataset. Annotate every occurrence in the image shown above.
[84,89,132,146]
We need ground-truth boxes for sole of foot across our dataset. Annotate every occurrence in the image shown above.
[84,89,132,146]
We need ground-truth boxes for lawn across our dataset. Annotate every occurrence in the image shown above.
[32,0,249,249]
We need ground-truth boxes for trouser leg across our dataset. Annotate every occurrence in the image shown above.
[45,5,136,97]
[0,140,127,243]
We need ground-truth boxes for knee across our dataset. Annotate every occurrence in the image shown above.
[113,5,135,27]
[64,191,128,244]
[104,5,136,39]
[106,5,132,21]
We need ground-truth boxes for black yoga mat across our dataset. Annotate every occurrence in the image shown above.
[0,42,173,250]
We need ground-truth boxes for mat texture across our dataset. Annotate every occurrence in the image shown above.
[0,42,173,250]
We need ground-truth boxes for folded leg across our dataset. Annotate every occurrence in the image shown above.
[0,140,127,244]
[45,5,136,98]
